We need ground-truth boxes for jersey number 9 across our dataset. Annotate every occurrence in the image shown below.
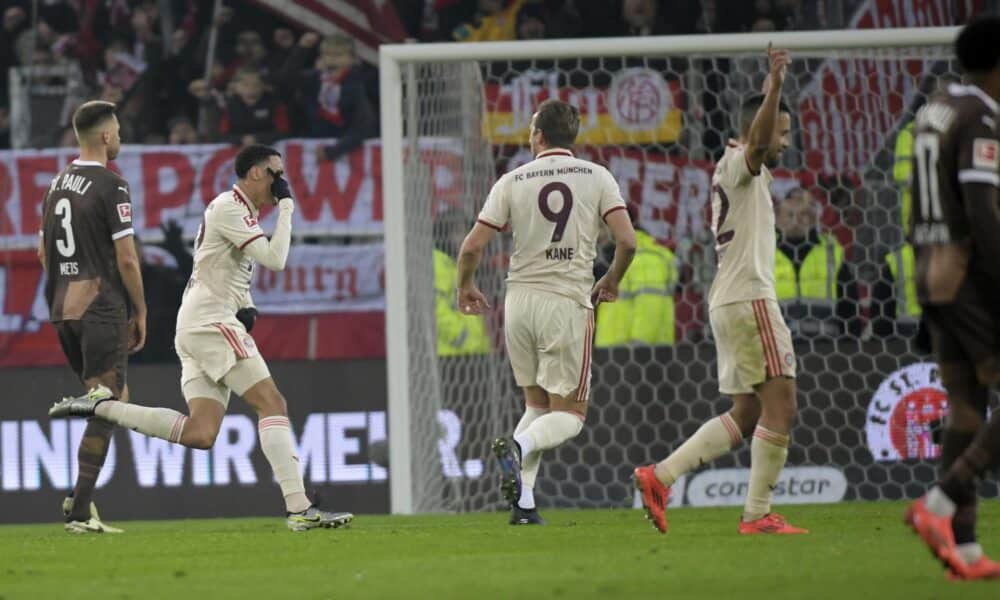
[538,182,573,243]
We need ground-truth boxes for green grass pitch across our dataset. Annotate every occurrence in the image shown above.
[1,501,998,599]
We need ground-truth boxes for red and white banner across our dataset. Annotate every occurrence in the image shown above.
[254,243,385,314]
[0,243,388,366]
[247,0,407,65]
[0,138,465,249]
[798,0,981,175]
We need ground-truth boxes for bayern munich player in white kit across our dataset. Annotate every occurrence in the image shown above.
[50,145,353,531]
[456,99,637,525]
[633,45,808,535]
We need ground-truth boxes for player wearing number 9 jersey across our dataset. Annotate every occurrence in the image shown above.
[38,100,144,533]
[457,99,637,525]
[634,45,808,536]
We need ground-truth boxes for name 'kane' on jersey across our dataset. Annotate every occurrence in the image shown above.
[477,148,626,308]
[41,159,134,322]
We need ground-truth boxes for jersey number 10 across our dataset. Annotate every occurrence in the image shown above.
[914,133,943,222]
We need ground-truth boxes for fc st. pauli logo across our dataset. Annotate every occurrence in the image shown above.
[866,362,948,461]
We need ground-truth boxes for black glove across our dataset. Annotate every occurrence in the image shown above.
[236,307,258,333]
[268,169,291,202]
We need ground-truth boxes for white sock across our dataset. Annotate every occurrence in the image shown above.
[743,425,789,522]
[258,416,311,513]
[925,486,957,518]
[514,407,547,510]
[957,543,983,564]
[95,401,187,443]
[514,411,583,459]
[518,488,536,510]
[654,413,741,486]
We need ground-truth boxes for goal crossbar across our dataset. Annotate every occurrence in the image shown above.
[380,26,961,515]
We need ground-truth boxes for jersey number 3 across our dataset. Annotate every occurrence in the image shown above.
[54,197,76,258]
[538,182,573,243]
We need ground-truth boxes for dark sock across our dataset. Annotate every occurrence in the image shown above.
[939,412,1000,506]
[953,499,978,545]
[68,418,114,521]
[940,429,978,544]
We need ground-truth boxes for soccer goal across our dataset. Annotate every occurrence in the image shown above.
[380,25,976,514]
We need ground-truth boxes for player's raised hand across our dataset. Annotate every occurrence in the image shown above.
[763,42,790,90]
[128,315,146,354]
[457,285,490,315]
[591,274,619,306]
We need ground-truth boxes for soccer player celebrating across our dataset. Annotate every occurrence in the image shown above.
[633,45,807,535]
[457,99,637,525]
[905,17,1000,580]
[39,101,142,533]
[49,145,353,532]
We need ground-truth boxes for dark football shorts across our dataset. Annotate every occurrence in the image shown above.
[54,319,128,392]
[924,282,1000,386]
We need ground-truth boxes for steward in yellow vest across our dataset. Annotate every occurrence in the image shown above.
[893,121,914,235]
[775,189,850,336]
[435,248,490,356]
[595,229,678,346]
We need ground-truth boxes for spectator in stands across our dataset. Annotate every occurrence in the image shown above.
[595,204,679,347]
[453,0,526,42]
[167,115,199,145]
[278,33,377,162]
[515,2,548,39]
[98,37,148,103]
[191,67,290,146]
[433,210,491,356]
[774,188,852,338]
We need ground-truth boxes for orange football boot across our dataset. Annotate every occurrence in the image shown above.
[948,555,1000,581]
[633,465,670,534]
[738,512,809,535]
[905,497,966,575]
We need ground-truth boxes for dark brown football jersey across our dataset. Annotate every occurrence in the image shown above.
[41,159,134,322]
[910,83,1000,305]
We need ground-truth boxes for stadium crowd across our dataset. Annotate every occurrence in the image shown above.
[0,0,851,149]
[0,0,967,360]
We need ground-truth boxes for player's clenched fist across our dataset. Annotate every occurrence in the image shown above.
[457,284,490,315]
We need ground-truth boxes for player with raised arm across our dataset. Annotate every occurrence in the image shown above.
[633,45,807,535]
[904,17,1000,580]
[457,99,637,525]
[39,100,142,533]
[49,144,353,532]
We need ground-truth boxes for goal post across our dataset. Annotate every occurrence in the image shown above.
[381,26,963,515]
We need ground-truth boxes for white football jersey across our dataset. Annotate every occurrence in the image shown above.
[478,148,626,308]
[176,185,264,329]
[707,141,777,309]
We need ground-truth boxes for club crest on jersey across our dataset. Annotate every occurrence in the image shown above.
[242,335,256,353]
[972,138,998,171]
[117,203,132,223]
[243,215,258,229]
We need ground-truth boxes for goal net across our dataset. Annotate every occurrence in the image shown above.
[381,26,997,514]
